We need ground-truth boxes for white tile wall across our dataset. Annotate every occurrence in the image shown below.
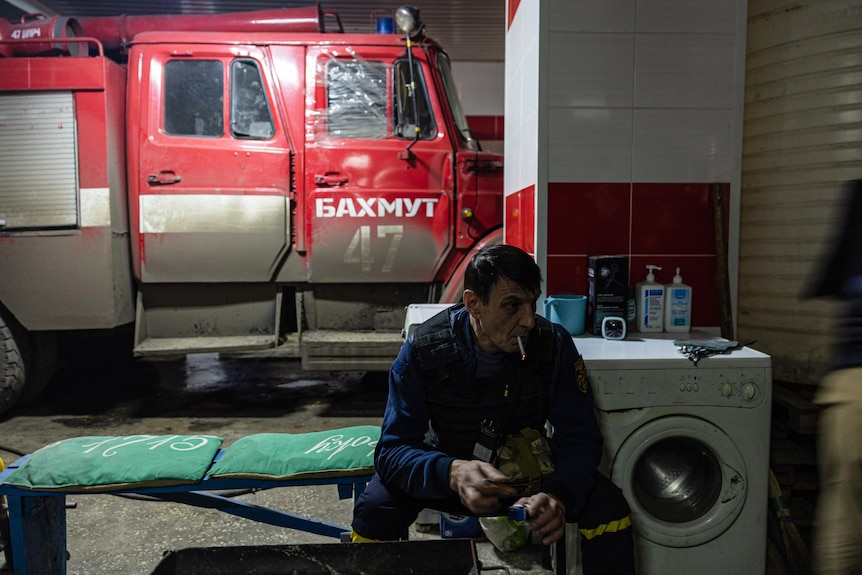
[632,108,736,182]
[549,33,635,108]
[538,0,745,184]
[548,108,633,182]
[550,0,636,33]
[505,0,543,196]
[635,0,738,34]
[634,34,736,109]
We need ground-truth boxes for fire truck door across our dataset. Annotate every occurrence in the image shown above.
[303,47,453,283]
[134,47,292,283]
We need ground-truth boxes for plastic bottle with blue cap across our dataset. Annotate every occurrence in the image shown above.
[636,265,664,332]
[664,267,692,332]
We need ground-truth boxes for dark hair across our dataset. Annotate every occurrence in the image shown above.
[464,244,542,303]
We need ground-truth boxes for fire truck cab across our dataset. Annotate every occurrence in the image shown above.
[0,6,504,413]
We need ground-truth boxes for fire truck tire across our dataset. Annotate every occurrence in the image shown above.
[0,314,25,416]
[18,331,59,405]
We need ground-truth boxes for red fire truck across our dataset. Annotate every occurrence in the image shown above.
[0,5,503,414]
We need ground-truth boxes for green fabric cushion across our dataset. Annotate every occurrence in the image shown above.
[2,435,223,492]
[207,426,379,480]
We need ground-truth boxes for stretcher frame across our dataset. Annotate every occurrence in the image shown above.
[0,453,371,575]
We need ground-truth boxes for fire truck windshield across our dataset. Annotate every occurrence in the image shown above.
[323,56,435,141]
[436,52,477,151]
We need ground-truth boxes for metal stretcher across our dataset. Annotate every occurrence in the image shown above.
[0,453,371,575]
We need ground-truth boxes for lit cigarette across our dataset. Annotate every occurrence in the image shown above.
[517,336,526,361]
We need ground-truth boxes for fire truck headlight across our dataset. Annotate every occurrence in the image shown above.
[395,5,421,36]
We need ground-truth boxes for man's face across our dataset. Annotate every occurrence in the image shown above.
[464,275,539,355]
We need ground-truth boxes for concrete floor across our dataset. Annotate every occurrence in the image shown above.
[0,348,554,575]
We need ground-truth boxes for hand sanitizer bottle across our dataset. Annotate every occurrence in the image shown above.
[636,265,664,332]
[664,267,692,333]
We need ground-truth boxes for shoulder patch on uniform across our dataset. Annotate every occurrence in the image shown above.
[575,356,590,394]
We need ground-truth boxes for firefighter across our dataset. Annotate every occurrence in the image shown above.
[351,244,635,574]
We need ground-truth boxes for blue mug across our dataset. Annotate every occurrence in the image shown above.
[543,294,586,336]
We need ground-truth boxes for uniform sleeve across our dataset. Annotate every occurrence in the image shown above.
[541,329,603,516]
[373,337,457,499]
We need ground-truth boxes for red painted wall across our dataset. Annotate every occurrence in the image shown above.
[465,115,504,142]
[505,184,535,256]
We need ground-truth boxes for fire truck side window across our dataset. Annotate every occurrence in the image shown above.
[436,52,477,151]
[393,59,434,139]
[230,60,274,139]
[164,60,224,137]
[326,59,388,139]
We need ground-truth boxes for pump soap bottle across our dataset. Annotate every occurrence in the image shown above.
[664,267,692,332]
[636,265,664,332]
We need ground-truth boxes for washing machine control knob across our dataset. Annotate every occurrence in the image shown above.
[720,382,734,397]
[741,382,758,401]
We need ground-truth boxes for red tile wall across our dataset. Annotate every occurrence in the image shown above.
[546,182,729,328]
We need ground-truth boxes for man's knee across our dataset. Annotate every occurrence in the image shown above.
[579,514,632,542]
[351,508,412,541]
[577,472,632,532]
[351,475,418,541]
[575,474,636,574]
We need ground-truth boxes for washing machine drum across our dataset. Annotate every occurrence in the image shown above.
[632,437,722,523]
[612,415,747,548]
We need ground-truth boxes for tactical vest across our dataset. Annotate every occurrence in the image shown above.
[413,305,557,460]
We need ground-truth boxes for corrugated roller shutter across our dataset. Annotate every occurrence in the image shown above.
[0,92,79,230]
[740,0,862,384]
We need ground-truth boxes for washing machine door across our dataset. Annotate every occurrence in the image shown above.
[610,415,746,548]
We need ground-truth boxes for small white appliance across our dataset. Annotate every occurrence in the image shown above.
[402,303,454,339]
[573,333,772,575]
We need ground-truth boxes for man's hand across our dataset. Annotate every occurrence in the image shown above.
[449,459,518,515]
[517,492,567,544]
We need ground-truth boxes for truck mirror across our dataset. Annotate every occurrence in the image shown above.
[395,6,424,159]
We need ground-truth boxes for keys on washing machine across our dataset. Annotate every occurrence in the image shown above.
[674,340,756,365]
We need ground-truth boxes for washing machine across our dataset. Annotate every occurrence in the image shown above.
[575,334,772,575]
